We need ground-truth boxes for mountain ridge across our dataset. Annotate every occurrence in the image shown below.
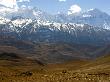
[0,6,110,28]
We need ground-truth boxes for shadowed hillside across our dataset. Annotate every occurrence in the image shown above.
[0,40,110,63]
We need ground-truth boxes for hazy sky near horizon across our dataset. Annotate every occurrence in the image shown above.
[0,0,110,14]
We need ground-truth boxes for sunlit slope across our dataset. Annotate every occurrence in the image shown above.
[0,53,110,82]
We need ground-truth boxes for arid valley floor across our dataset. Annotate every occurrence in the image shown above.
[0,51,110,82]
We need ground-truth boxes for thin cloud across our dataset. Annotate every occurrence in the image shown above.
[59,0,66,2]
[18,0,30,2]
[0,0,18,8]
[0,0,30,9]
[68,4,81,15]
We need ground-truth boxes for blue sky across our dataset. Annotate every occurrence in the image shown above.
[0,0,110,15]
[21,0,110,14]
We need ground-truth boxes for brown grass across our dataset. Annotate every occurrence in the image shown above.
[0,55,110,82]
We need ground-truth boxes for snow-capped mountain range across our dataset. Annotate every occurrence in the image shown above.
[0,5,110,28]
[0,6,110,45]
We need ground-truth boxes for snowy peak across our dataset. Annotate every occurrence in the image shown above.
[80,8,110,28]
[87,8,101,13]
[83,8,109,17]
[0,17,11,24]
[0,6,48,20]
[62,8,110,29]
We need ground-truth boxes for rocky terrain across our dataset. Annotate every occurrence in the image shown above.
[0,50,109,82]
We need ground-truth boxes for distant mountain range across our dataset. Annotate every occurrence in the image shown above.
[0,6,110,45]
[0,6,110,28]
